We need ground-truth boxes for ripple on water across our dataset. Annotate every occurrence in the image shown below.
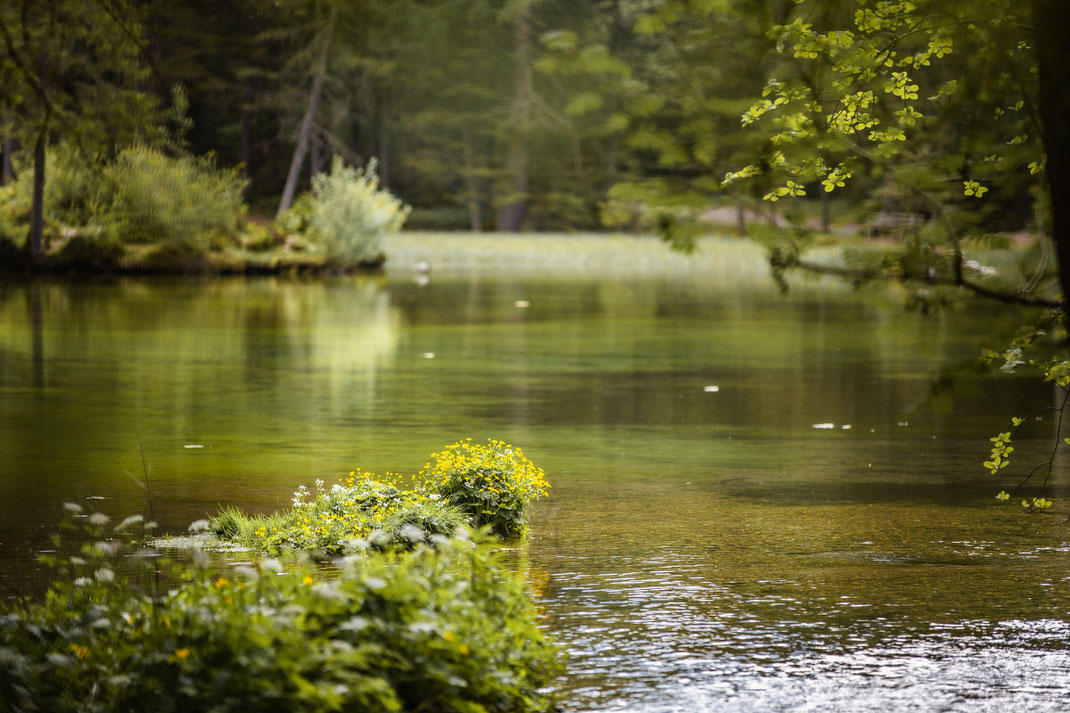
[545,560,1070,713]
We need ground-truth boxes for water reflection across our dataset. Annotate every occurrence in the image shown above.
[0,277,401,564]
[1,269,1068,711]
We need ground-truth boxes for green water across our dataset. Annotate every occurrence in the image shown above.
[1,257,1068,711]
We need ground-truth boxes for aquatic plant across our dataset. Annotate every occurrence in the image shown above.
[0,508,561,713]
[210,470,467,555]
[208,440,549,553]
[426,439,550,539]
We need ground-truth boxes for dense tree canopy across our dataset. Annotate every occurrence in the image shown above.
[0,0,1066,287]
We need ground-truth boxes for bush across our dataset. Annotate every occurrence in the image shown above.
[103,146,246,252]
[0,148,108,248]
[0,509,561,713]
[210,470,468,555]
[52,233,124,271]
[426,439,550,539]
[206,441,549,556]
[0,145,247,257]
[306,157,409,266]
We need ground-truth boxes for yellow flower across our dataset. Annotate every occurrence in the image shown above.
[458,645,469,655]
[174,648,189,660]
[302,575,315,585]
[68,643,89,659]
[443,631,455,641]
[214,577,230,588]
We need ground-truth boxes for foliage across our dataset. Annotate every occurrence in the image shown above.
[0,505,562,713]
[275,192,316,238]
[0,145,246,257]
[425,439,550,539]
[208,440,549,554]
[722,0,1055,309]
[406,206,476,231]
[0,149,110,248]
[305,157,409,266]
[210,470,468,555]
[0,0,161,256]
[977,314,1069,510]
[103,146,247,252]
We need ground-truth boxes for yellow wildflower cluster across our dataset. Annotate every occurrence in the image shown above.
[230,439,547,553]
[425,438,549,538]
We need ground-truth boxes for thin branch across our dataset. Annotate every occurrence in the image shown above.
[789,256,1062,307]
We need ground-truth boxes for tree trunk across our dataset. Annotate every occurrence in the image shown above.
[1,136,15,185]
[496,3,533,232]
[462,132,482,232]
[240,80,254,200]
[276,10,335,219]
[309,128,324,180]
[821,189,830,233]
[28,127,46,261]
[377,88,391,189]
[604,0,626,192]
[1033,0,1070,330]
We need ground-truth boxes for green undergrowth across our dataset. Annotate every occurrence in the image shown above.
[206,439,550,556]
[0,507,562,713]
[209,472,469,555]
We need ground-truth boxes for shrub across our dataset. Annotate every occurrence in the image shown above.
[0,148,109,248]
[275,191,315,237]
[425,439,550,539]
[103,146,247,252]
[306,157,409,266]
[52,233,124,271]
[0,509,561,713]
[210,470,468,555]
[207,441,549,555]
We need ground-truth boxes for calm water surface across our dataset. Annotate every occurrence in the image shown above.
[1,252,1068,711]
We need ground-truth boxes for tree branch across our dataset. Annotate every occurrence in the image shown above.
[788,255,1062,307]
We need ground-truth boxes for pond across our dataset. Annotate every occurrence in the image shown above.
[1,236,1069,711]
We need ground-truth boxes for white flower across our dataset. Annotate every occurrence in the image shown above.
[260,557,283,574]
[114,515,144,532]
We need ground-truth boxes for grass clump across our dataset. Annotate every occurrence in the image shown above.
[209,440,549,554]
[0,508,562,713]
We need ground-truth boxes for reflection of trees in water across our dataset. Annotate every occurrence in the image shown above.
[0,278,403,573]
[0,277,401,484]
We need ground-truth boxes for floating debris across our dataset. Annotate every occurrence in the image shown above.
[184,444,205,449]
[841,424,852,430]
[812,423,835,429]
[897,421,909,427]
[515,300,530,308]
[703,385,720,392]
[422,352,436,359]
